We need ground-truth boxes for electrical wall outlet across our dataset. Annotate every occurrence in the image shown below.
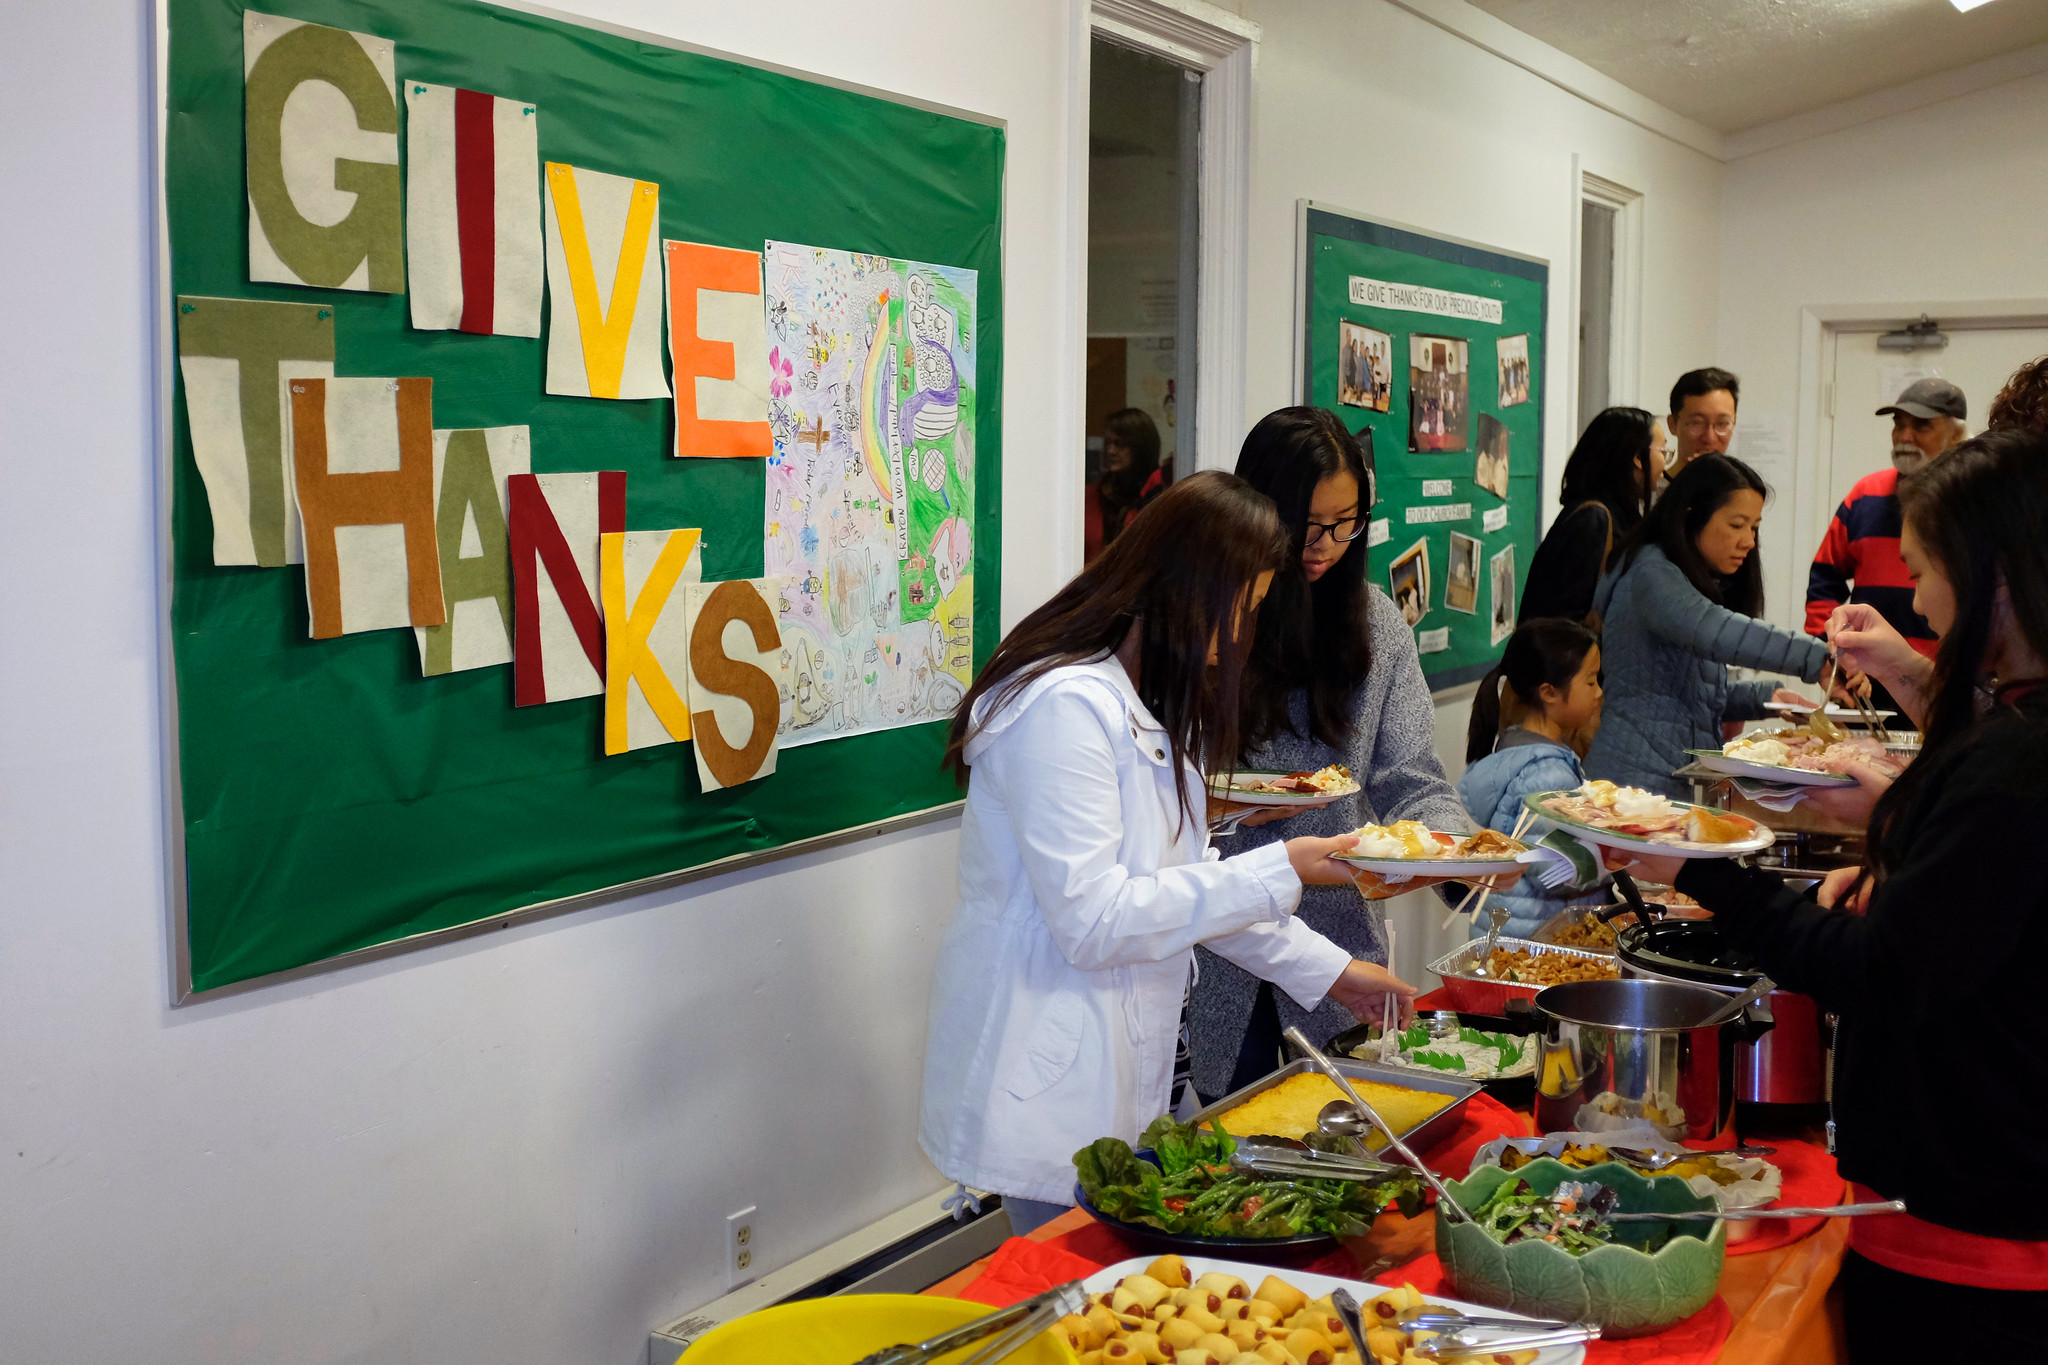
[725,1205,758,1290]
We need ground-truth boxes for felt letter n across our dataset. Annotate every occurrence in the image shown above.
[508,471,626,705]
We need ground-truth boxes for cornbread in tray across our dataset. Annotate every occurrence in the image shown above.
[1210,1072,1453,1143]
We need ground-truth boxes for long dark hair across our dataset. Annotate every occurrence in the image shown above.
[1864,429,2048,882]
[1614,452,1767,616]
[1234,407,1377,752]
[1097,407,1164,536]
[946,470,1289,822]
[1465,618,1600,763]
[1559,407,1655,536]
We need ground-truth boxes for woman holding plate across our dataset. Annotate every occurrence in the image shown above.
[919,472,1414,1235]
[1609,429,2048,1359]
[1583,453,1831,798]
[1191,408,1482,1101]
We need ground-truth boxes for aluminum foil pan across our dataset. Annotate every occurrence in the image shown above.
[1427,935,1620,1013]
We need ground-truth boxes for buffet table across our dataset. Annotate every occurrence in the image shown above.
[923,1093,1849,1364]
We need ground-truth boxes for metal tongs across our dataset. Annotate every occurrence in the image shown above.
[850,1280,1088,1365]
[1336,1289,1603,1358]
[1229,1145,1399,1184]
[1411,1318,1604,1358]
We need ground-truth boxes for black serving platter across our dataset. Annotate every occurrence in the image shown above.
[1072,1149,1342,1268]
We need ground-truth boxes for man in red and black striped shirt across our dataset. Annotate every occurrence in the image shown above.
[1805,378,1969,672]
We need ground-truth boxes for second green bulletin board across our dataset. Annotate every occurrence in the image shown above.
[1298,203,1547,689]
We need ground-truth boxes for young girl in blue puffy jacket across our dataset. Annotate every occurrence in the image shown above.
[1455,618,1608,941]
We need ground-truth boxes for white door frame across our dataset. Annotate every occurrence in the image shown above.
[1082,0,1261,483]
[1794,297,2048,582]
[1569,163,1644,432]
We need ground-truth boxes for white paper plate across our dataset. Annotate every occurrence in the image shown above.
[1338,830,1525,877]
[1761,701,1897,722]
[1211,772,1359,807]
[1082,1255,1588,1365]
[1524,791,1775,859]
[1684,750,1858,788]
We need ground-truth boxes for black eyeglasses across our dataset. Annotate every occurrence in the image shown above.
[1304,517,1367,546]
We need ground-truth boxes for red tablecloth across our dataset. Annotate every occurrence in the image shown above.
[927,1093,1844,1362]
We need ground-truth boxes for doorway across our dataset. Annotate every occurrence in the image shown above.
[1084,37,1199,563]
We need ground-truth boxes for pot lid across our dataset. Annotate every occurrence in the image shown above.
[1616,918,1760,988]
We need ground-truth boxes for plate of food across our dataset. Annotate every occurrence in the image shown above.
[1335,822,1528,876]
[1211,763,1360,806]
[1070,1255,1586,1364]
[1525,783,1774,858]
[1685,737,1859,788]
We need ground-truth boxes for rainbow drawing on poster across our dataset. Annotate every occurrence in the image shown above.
[761,241,976,746]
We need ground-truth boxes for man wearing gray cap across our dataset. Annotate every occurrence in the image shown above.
[1804,377,1969,675]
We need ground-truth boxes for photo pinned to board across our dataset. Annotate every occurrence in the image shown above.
[1407,334,1469,453]
[1489,542,1517,645]
[1338,320,1392,412]
[1446,531,1481,614]
[1389,536,1431,628]
[1498,333,1531,406]
[1474,413,1510,500]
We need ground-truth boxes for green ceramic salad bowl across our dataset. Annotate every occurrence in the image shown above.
[1436,1156,1726,1337]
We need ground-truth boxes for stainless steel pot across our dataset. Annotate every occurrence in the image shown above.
[1613,917,1828,1107]
[1529,979,1774,1143]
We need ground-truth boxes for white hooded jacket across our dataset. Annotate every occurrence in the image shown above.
[917,656,1352,1202]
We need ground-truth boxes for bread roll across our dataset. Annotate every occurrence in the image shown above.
[1146,1254,1192,1289]
[1195,1271,1251,1300]
[1254,1276,1309,1318]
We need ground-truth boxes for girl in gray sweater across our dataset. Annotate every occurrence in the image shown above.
[1191,408,1469,1100]
[1584,454,1828,797]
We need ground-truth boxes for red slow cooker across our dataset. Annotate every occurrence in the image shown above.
[1612,914,1829,1106]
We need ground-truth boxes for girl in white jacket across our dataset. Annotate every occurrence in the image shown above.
[919,471,1414,1233]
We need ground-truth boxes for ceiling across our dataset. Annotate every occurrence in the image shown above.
[1466,0,2048,133]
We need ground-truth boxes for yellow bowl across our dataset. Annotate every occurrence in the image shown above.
[680,1293,1078,1365]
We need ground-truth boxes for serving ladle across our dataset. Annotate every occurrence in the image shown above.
[1597,1198,1906,1224]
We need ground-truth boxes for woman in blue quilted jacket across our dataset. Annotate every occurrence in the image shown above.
[1584,454,1828,796]
[1456,618,1608,940]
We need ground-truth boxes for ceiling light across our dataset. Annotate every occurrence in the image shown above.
[1951,0,2000,12]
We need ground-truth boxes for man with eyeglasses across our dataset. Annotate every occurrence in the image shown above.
[1666,366,1740,480]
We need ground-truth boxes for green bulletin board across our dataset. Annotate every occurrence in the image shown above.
[160,0,1003,996]
[1298,204,1546,688]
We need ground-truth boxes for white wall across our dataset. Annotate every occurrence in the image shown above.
[1718,71,2048,630]
[1240,0,1727,523]
[0,2,1078,1362]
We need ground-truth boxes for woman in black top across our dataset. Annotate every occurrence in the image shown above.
[1518,407,1664,624]
[1614,427,2048,1361]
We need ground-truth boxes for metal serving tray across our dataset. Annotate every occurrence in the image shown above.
[1187,1056,1481,1158]
[1529,907,1624,953]
[1427,935,1619,1014]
